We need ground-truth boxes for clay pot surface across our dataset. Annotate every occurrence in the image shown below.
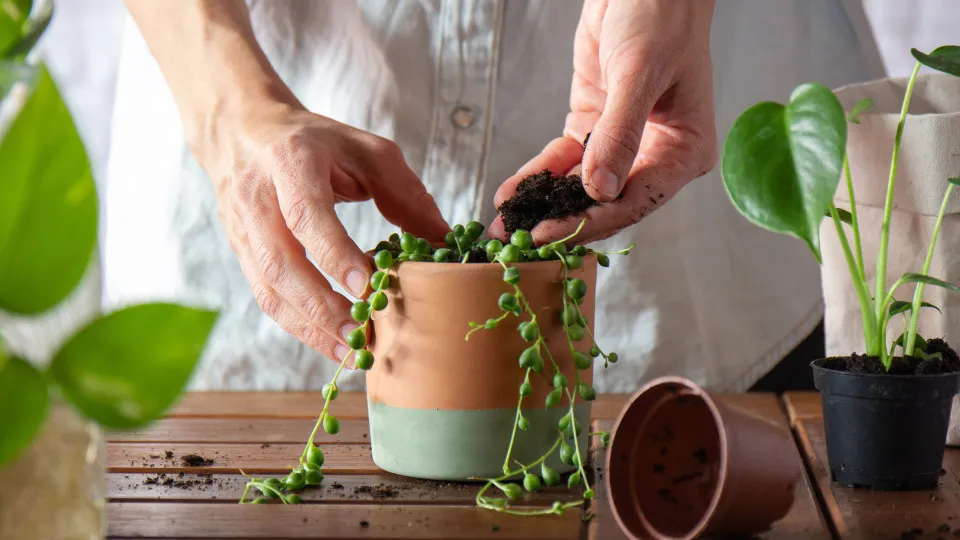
[606,377,798,539]
[366,256,597,479]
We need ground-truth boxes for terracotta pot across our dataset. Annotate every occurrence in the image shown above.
[606,377,798,540]
[367,255,597,480]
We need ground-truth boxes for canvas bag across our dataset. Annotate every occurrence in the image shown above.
[822,73,960,445]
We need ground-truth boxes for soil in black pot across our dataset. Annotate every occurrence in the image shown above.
[821,338,960,375]
[497,170,600,234]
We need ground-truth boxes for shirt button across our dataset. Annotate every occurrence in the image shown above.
[451,105,475,128]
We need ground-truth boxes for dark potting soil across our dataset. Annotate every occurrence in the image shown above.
[497,169,599,234]
[822,338,960,375]
[180,453,215,467]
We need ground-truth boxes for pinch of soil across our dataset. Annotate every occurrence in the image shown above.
[180,454,214,467]
[824,339,960,375]
[497,170,599,234]
[164,451,174,459]
[652,464,665,474]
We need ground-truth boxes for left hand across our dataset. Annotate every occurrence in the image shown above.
[489,0,719,245]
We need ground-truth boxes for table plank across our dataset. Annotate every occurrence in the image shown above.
[109,443,377,475]
[108,473,581,506]
[782,392,821,426]
[587,394,831,540]
[109,418,369,444]
[107,503,582,539]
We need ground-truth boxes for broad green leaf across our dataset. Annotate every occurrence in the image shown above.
[0,63,97,314]
[949,176,960,186]
[889,300,942,318]
[4,0,49,60]
[891,332,927,355]
[826,207,853,226]
[0,0,31,56]
[0,355,48,467]
[847,98,873,124]
[721,83,847,262]
[49,303,218,430]
[900,273,960,292]
[911,46,960,78]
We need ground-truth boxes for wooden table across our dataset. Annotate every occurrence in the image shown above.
[104,391,958,539]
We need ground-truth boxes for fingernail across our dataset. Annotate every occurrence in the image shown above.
[334,344,352,362]
[341,323,361,342]
[590,168,621,199]
[346,270,368,297]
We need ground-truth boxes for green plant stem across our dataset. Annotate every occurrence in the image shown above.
[874,61,922,348]
[501,366,534,474]
[843,155,866,281]
[904,184,955,356]
[558,259,592,497]
[829,204,879,360]
[590,244,635,256]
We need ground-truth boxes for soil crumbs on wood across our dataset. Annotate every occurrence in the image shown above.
[824,338,960,375]
[497,169,599,234]
[143,472,216,490]
[180,454,215,467]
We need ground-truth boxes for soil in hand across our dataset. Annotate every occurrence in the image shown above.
[497,170,599,235]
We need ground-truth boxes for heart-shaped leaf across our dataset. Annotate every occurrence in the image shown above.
[0,355,48,467]
[48,303,218,430]
[889,300,941,318]
[911,46,960,78]
[0,63,97,314]
[847,98,873,124]
[721,82,847,262]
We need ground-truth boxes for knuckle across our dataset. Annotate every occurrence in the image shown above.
[257,245,287,288]
[368,136,403,161]
[252,283,282,319]
[230,171,263,210]
[598,124,643,162]
[302,293,335,329]
[310,237,338,270]
[283,197,315,236]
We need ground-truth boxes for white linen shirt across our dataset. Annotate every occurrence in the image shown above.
[102,0,886,392]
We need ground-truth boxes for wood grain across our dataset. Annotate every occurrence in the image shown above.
[109,418,369,444]
[782,392,822,426]
[107,503,582,539]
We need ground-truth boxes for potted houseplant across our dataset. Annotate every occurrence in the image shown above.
[721,44,960,490]
[0,3,217,538]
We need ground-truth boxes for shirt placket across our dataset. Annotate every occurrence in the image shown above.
[421,0,504,227]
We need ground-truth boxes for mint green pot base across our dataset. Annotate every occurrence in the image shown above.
[368,400,592,481]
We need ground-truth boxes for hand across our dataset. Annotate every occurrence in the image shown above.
[205,102,449,363]
[490,0,718,245]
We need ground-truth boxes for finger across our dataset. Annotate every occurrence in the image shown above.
[235,170,364,356]
[361,137,450,242]
[493,135,585,208]
[270,148,374,300]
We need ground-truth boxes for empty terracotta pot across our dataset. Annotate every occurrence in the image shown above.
[606,377,798,540]
[367,255,597,480]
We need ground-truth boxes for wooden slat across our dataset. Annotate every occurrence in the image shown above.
[109,418,369,444]
[782,392,822,426]
[586,420,629,540]
[106,503,582,539]
[587,394,831,540]
[795,419,960,539]
[108,473,581,506]
[109,443,376,475]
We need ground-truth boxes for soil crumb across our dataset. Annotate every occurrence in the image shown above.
[360,520,370,528]
[823,339,960,375]
[497,169,599,234]
[352,484,401,499]
[900,528,923,540]
[693,448,708,464]
[164,451,174,459]
[180,454,215,467]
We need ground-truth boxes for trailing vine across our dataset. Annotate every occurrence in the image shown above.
[240,218,632,517]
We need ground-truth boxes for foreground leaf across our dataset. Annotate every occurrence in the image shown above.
[721,83,847,262]
[889,300,942,318]
[847,98,873,124]
[0,355,48,467]
[49,304,218,430]
[912,46,960,78]
[0,63,97,314]
[0,0,32,56]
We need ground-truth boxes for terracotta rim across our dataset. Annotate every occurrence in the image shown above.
[606,376,729,540]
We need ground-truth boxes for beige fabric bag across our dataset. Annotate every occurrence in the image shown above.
[822,73,960,444]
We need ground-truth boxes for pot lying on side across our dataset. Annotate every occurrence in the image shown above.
[366,256,597,481]
[812,356,960,490]
[606,377,799,540]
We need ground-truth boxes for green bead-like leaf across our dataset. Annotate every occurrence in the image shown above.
[721,82,847,262]
[0,356,47,467]
[911,46,960,78]
[0,64,97,314]
[48,303,217,430]
[846,98,873,124]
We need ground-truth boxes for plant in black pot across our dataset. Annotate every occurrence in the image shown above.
[721,44,960,491]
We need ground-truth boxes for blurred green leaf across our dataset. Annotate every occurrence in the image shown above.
[0,355,48,467]
[49,304,218,430]
[0,63,97,314]
[4,0,50,60]
[912,46,960,78]
[721,83,847,262]
[847,98,873,124]
[0,0,32,56]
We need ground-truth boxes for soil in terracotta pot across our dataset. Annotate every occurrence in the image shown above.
[497,170,600,234]
[821,338,960,375]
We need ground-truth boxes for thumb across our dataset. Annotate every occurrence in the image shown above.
[582,60,665,202]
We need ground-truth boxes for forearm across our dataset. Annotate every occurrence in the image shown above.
[124,0,300,163]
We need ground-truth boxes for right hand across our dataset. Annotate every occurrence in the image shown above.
[200,102,449,364]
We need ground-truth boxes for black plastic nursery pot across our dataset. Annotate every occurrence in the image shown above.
[812,359,960,490]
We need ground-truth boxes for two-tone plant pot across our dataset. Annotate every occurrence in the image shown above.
[366,255,597,480]
[812,359,960,490]
[606,377,798,540]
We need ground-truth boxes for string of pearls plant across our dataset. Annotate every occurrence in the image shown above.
[240,218,633,518]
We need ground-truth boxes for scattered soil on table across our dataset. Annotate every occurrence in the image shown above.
[180,454,215,467]
[164,450,174,459]
[497,169,600,234]
[260,443,271,448]
[823,339,960,375]
[351,484,403,499]
[359,521,370,528]
[142,472,216,490]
